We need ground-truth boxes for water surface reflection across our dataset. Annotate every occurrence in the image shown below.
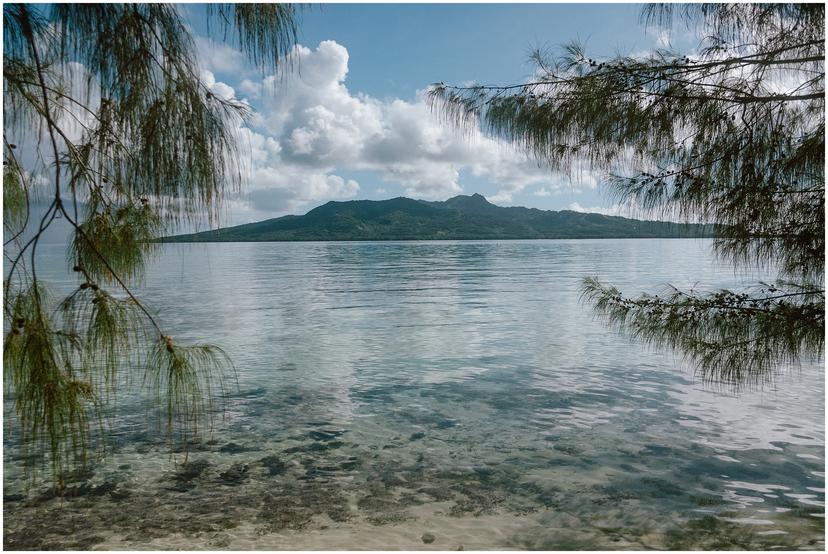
[3,239,823,550]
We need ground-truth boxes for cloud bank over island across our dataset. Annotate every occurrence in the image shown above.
[198,40,599,222]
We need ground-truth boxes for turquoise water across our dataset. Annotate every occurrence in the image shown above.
[3,239,824,549]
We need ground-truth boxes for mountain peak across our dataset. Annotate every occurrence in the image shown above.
[451,192,489,202]
[443,193,493,210]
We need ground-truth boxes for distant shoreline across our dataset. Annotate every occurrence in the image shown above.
[159,235,715,244]
[161,194,716,243]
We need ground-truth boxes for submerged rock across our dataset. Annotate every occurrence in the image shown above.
[165,482,196,493]
[64,466,96,483]
[207,533,232,548]
[410,432,426,441]
[174,459,211,482]
[338,456,360,471]
[108,487,132,500]
[308,429,346,441]
[259,455,287,476]
[422,532,436,544]
[357,494,398,512]
[170,440,212,454]
[553,443,583,456]
[436,419,458,429]
[256,482,352,532]
[219,463,250,485]
[448,485,504,517]
[38,481,119,500]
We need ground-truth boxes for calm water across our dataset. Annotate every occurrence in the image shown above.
[4,239,825,550]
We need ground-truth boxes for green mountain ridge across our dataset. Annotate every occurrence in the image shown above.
[161,194,715,242]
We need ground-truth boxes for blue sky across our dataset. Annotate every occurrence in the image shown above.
[182,3,696,224]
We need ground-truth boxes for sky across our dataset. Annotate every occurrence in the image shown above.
[175,4,696,224]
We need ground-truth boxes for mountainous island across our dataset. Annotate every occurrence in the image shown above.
[162,194,715,242]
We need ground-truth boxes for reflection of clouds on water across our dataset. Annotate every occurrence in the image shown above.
[5,239,823,550]
[668,372,825,452]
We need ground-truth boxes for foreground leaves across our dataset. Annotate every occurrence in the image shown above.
[3,3,296,484]
[582,278,824,386]
[431,4,824,384]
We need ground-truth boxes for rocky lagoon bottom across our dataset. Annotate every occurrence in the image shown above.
[3,240,824,550]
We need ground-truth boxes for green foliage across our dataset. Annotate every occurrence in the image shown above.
[3,159,27,236]
[71,202,162,283]
[164,194,715,242]
[582,278,824,386]
[60,284,146,390]
[145,339,233,444]
[3,3,298,484]
[207,4,299,73]
[4,284,93,484]
[431,4,825,385]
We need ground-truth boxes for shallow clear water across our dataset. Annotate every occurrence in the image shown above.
[4,239,825,550]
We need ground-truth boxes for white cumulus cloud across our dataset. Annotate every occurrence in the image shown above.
[567,201,692,223]
[208,40,600,222]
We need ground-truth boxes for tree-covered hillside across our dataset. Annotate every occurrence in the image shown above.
[163,194,715,242]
